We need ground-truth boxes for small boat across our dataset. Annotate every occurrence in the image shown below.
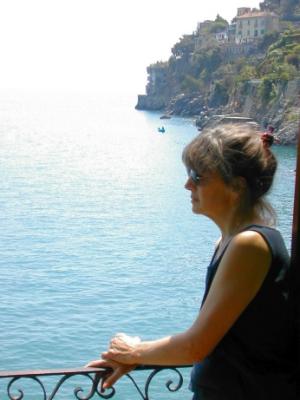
[158,126,165,133]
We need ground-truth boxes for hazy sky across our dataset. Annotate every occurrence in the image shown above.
[0,0,260,94]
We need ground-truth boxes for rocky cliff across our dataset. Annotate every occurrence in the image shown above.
[223,78,300,144]
[136,5,300,144]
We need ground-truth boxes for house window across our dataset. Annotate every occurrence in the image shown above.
[254,30,258,37]
[239,22,243,28]
[247,30,250,36]
[248,20,250,25]
[261,29,265,35]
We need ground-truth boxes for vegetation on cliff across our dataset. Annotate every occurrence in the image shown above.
[261,0,300,19]
[136,1,300,143]
[147,26,300,105]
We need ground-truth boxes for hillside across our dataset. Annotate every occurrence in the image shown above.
[136,3,300,144]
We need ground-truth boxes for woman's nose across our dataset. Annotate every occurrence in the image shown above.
[185,177,194,191]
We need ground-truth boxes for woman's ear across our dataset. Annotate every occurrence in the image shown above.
[232,176,247,194]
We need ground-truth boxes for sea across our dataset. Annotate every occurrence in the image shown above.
[0,90,297,399]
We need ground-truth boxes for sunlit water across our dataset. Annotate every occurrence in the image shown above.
[0,90,297,399]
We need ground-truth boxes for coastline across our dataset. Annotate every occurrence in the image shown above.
[136,81,300,145]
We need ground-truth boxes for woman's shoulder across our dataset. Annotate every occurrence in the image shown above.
[230,225,289,265]
[238,224,287,253]
[241,224,280,235]
[229,229,271,259]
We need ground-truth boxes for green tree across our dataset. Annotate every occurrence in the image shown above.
[209,81,229,107]
[171,35,196,58]
[258,78,277,104]
[238,65,257,81]
[209,15,228,33]
[257,31,280,52]
[286,53,300,69]
[181,75,203,92]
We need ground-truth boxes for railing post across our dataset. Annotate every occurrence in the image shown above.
[291,124,300,394]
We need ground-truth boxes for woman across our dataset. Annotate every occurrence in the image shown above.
[87,124,296,399]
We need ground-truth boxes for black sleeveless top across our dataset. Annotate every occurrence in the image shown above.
[190,225,297,400]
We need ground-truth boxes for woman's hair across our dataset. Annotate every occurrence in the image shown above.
[182,123,278,224]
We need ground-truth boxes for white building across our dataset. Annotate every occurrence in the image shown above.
[215,31,228,42]
[235,9,279,43]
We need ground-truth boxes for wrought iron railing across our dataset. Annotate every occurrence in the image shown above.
[0,365,192,400]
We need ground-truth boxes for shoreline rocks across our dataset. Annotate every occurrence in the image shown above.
[136,80,300,145]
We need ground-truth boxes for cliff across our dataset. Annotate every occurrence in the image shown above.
[136,4,300,144]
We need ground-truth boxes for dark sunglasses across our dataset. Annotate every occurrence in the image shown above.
[188,169,201,185]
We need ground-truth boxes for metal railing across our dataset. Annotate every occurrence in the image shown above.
[0,365,192,400]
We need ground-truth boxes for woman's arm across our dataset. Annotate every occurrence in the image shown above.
[102,231,271,366]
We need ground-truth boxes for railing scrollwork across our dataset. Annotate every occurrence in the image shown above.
[0,365,191,399]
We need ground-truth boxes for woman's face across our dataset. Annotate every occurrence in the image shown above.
[185,169,238,221]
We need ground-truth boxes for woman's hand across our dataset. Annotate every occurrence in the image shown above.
[85,358,136,390]
[102,333,141,365]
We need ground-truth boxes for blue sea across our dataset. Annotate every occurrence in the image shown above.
[0,90,297,399]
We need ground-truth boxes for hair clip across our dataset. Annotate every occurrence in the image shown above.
[261,132,274,148]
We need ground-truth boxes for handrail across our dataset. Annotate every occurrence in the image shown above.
[0,365,192,400]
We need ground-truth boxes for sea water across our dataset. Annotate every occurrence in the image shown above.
[0,90,297,399]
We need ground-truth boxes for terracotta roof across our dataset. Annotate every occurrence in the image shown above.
[236,11,278,19]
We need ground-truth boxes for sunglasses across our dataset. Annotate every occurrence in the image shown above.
[188,169,201,185]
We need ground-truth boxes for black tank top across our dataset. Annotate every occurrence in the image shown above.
[190,225,297,400]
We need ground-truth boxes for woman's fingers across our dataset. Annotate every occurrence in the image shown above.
[85,359,136,390]
[102,350,131,364]
[103,364,137,389]
[102,368,124,389]
[109,333,141,350]
[109,333,125,346]
[85,359,109,368]
[102,351,119,361]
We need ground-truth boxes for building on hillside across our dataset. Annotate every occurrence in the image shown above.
[215,31,228,42]
[196,20,214,34]
[195,21,214,50]
[235,8,279,43]
[146,64,168,96]
[195,20,229,50]
[228,23,237,42]
[237,7,251,16]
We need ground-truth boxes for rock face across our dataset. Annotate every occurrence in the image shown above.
[137,78,300,144]
[135,95,166,111]
[236,78,300,145]
[278,120,299,144]
[166,94,205,116]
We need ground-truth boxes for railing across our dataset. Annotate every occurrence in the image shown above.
[0,365,192,400]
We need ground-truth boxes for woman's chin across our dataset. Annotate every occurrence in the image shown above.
[192,204,201,214]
